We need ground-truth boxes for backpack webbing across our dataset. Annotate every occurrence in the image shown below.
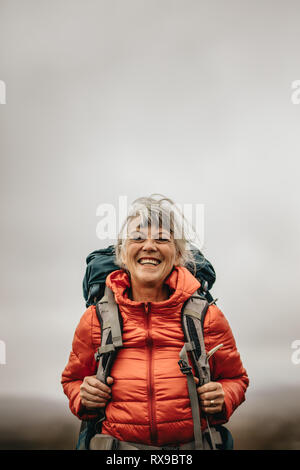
[178,293,216,449]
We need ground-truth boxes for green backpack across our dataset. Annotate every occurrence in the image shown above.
[82,244,217,307]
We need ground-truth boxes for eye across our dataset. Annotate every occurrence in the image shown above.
[129,232,146,241]
[156,236,171,243]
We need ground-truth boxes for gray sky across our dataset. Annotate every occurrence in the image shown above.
[0,0,299,406]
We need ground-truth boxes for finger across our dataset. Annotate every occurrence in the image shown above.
[81,382,111,399]
[106,376,114,386]
[193,376,199,384]
[198,390,223,401]
[81,399,106,409]
[201,405,222,415]
[87,377,112,394]
[80,390,109,404]
[200,398,221,408]
[197,382,219,394]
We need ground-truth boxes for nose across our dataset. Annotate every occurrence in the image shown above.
[142,237,157,251]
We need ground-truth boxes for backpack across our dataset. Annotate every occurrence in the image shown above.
[82,244,217,308]
[76,245,233,450]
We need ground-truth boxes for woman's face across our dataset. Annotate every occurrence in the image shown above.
[121,218,180,288]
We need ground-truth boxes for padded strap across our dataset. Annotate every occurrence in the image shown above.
[182,296,210,386]
[105,287,123,348]
[179,343,203,450]
[181,294,217,450]
[98,343,116,355]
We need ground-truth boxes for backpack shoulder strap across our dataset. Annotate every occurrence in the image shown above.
[92,286,123,432]
[94,286,123,383]
[178,292,224,450]
[178,293,210,450]
[180,293,210,385]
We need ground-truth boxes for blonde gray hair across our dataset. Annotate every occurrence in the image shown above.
[115,194,196,272]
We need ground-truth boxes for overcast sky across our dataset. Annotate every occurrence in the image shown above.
[0,0,299,407]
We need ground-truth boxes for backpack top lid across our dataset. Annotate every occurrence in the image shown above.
[83,244,216,307]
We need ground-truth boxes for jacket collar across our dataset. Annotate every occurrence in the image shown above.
[106,266,200,314]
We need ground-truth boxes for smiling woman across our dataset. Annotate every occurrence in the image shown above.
[115,195,195,268]
[114,196,196,302]
[120,224,180,302]
[61,194,249,450]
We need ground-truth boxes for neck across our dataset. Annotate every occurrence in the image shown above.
[130,282,170,302]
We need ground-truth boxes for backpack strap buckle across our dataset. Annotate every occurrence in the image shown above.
[178,359,193,376]
[94,350,101,362]
[94,343,116,362]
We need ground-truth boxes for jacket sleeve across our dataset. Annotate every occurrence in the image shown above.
[61,306,100,420]
[204,304,249,426]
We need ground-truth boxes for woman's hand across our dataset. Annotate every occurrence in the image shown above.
[80,375,114,409]
[194,378,225,414]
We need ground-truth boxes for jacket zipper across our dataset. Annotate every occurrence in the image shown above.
[144,302,157,444]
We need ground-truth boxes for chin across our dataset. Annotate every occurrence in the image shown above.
[138,275,160,286]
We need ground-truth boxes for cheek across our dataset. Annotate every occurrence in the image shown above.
[123,246,138,265]
[121,247,130,265]
[163,248,177,266]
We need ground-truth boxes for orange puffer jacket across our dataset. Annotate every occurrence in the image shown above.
[61,266,249,447]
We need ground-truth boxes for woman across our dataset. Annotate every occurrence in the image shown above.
[61,195,249,449]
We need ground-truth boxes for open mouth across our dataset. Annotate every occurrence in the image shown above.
[138,258,161,266]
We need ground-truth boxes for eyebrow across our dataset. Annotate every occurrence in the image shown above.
[129,225,169,232]
[128,228,171,238]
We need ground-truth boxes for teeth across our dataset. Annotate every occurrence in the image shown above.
[139,259,160,265]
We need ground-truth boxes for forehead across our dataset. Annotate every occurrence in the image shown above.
[127,216,172,235]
